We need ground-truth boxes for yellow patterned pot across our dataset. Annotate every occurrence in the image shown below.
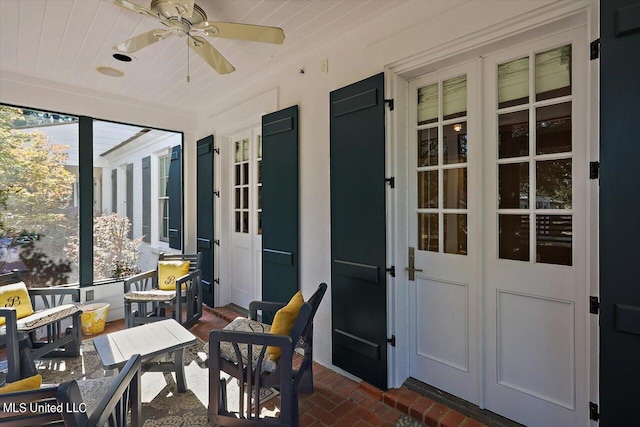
[81,303,109,336]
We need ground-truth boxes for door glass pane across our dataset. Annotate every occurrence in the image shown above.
[536,215,572,265]
[243,163,249,185]
[418,213,439,252]
[443,122,467,164]
[235,140,242,162]
[536,159,572,209]
[536,102,572,154]
[499,214,530,261]
[498,57,529,108]
[499,110,529,158]
[499,163,529,209]
[443,168,467,209]
[242,138,249,161]
[418,171,438,208]
[418,128,438,166]
[443,75,467,120]
[258,212,262,235]
[243,188,249,210]
[418,83,438,125]
[242,212,249,233]
[235,212,241,232]
[444,213,467,255]
[235,164,241,185]
[258,135,262,157]
[258,186,262,209]
[235,188,240,209]
[535,45,571,101]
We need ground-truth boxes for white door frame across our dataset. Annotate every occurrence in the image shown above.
[385,3,597,420]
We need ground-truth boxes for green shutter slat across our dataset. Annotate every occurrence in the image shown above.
[262,105,299,322]
[142,156,151,243]
[330,73,387,389]
[197,135,215,306]
[167,145,182,249]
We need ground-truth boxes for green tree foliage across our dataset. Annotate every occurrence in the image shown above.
[0,106,76,286]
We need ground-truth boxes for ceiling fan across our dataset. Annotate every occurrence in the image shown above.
[104,0,285,75]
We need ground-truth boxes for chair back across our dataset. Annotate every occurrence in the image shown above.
[288,283,327,354]
[0,270,22,287]
[158,253,201,273]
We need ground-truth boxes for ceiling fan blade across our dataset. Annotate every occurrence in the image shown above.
[113,29,172,53]
[195,22,285,44]
[188,36,235,74]
[103,0,160,21]
[168,0,195,19]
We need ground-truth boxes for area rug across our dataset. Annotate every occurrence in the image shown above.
[29,338,279,427]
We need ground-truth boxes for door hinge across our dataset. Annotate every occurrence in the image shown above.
[387,335,396,347]
[213,278,220,285]
[386,266,396,277]
[213,148,220,155]
[589,402,599,421]
[590,161,600,179]
[213,190,220,197]
[214,239,220,246]
[385,177,395,188]
[384,99,394,111]
[590,296,600,315]
[590,38,600,60]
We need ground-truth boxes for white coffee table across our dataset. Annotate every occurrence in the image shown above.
[92,319,196,392]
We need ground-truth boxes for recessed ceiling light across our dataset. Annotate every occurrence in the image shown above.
[113,53,134,62]
[96,66,124,77]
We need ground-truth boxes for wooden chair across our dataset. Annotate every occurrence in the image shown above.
[0,354,142,427]
[0,271,81,383]
[123,253,202,329]
[208,283,327,427]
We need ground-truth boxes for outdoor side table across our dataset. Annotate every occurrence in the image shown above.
[92,318,196,392]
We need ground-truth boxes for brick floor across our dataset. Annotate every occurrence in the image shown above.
[2,305,487,426]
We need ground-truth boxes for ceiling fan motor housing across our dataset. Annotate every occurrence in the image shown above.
[150,0,207,26]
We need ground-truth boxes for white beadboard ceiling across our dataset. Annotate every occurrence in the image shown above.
[0,0,408,114]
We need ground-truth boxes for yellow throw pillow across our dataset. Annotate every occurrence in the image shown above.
[157,260,190,290]
[267,291,304,361]
[0,282,34,326]
[0,374,42,394]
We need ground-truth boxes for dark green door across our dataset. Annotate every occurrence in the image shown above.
[167,145,182,250]
[262,106,299,317]
[330,73,387,389]
[600,1,640,424]
[197,135,215,308]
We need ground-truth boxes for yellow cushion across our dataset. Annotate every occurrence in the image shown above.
[0,374,42,394]
[157,260,190,290]
[267,291,304,361]
[0,282,34,326]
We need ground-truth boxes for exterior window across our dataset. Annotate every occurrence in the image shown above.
[416,75,469,255]
[158,153,170,241]
[497,44,573,265]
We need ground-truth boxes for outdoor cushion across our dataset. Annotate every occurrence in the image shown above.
[14,304,80,332]
[204,317,278,373]
[157,260,190,290]
[0,374,41,394]
[124,289,177,301]
[267,291,304,361]
[0,282,34,325]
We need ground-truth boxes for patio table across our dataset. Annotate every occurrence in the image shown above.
[92,318,196,392]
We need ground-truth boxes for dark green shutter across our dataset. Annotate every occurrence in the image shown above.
[197,135,215,307]
[111,169,117,213]
[167,145,182,249]
[600,0,640,424]
[79,117,93,286]
[330,73,387,389]
[262,105,299,319]
[141,156,151,243]
[126,163,133,240]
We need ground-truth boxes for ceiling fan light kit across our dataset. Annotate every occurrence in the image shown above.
[104,0,285,75]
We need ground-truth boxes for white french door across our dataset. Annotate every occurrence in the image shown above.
[408,62,480,404]
[230,129,262,309]
[482,28,588,427]
[407,27,589,427]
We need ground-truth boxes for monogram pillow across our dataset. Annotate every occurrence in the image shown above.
[157,261,190,290]
[0,282,35,325]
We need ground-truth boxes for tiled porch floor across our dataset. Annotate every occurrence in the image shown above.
[31,307,487,427]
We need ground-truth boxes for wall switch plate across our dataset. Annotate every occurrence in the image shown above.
[86,290,94,301]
